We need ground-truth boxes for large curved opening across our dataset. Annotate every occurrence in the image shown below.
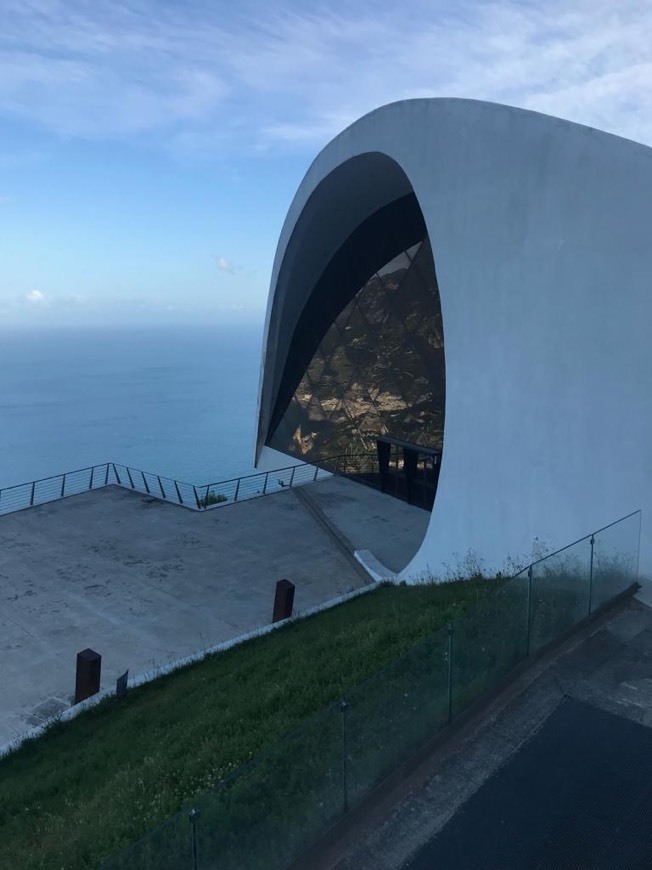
[261,154,445,569]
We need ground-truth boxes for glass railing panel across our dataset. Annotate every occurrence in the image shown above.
[346,626,450,806]
[100,810,192,870]
[451,576,528,717]
[591,512,641,612]
[529,537,591,654]
[194,702,343,870]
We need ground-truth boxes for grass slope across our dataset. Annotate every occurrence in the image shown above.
[0,578,496,870]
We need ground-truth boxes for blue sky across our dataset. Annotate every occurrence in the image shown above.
[1,0,650,328]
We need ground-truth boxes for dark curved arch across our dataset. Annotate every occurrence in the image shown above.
[265,177,446,487]
[267,192,428,440]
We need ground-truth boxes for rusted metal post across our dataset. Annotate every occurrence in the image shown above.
[74,648,101,704]
[272,579,295,623]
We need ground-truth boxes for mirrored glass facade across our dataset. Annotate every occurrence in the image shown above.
[268,237,445,467]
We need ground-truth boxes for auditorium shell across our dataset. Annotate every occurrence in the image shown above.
[255,98,652,582]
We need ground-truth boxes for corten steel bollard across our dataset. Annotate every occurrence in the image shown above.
[74,648,101,704]
[272,579,295,623]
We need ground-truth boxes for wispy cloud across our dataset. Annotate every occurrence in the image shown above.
[23,288,47,306]
[214,256,236,274]
[1,0,651,151]
[16,289,88,310]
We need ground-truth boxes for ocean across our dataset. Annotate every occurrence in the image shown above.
[0,324,265,490]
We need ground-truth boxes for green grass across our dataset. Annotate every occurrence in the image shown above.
[0,577,498,870]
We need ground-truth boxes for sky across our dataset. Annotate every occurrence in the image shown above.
[1,0,651,328]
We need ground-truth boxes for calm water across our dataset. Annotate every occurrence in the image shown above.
[0,325,265,489]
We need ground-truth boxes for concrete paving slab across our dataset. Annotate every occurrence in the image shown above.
[0,486,369,745]
[296,476,430,573]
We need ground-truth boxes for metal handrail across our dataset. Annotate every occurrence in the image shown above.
[0,448,439,518]
[0,462,114,516]
[0,458,339,517]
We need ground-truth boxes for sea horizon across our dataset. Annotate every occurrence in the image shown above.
[0,322,266,490]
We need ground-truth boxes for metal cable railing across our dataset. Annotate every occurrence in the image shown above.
[199,462,333,508]
[0,463,114,516]
[0,448,439,518]
[111,463,200,508]
[0,459,339,517]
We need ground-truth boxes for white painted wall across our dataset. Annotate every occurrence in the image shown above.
[256,99,652,581]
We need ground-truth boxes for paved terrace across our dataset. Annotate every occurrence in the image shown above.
[0,476,427,746]
[296,475,430,574]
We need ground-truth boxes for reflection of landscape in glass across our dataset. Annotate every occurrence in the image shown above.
[269,238,445,462]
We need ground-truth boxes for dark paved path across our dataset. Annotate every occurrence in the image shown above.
[311,593,652,870]
[406,697,652,870]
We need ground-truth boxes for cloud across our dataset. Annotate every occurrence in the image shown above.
[215,256,236,274]
[16,289,87,309]
[0,0,651,152]
[24,289,47,306]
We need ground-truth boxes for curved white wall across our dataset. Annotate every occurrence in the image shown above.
[257,98,652,581]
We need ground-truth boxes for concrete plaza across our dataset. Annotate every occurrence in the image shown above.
[0,476,426,746]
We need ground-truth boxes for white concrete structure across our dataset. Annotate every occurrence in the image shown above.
[256,98,652,580]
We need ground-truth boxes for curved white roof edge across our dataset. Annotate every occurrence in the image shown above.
[256,98,652,582]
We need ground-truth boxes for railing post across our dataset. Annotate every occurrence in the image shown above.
[30,481,35,506]
[447,623,454,723]
[104,464,110,486]
[112,464,121,485]
[60,475,65,498]
[262,472,269,495]
[189,808,199,870]
[340,700,349,813]
[157,476,166,499]
[89,466,94,490]
[126,468,135,489]
[174,480,183,505]
[193,486,201,510]
[526,565,533,656]
[289,466,296,487]
[234,477,241,502]
[313,465,319,482]
[588,535,595,615]
[141,471,150,494]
